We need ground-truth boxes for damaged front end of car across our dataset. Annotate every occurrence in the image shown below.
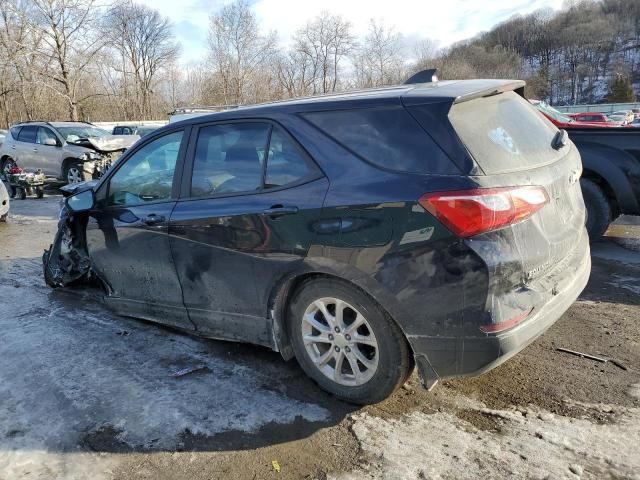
[42,187,94,288]
[73,135,139,179]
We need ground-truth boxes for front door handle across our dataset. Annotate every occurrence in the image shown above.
[32,148,38,152]
[261,205,299,218]
[142,213,165,225]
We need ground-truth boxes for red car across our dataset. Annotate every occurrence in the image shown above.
[530,101,621,129]
[570,112,624,126]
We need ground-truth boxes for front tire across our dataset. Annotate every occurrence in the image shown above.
[581,178,611,242]
[63,160,83,185]
[288,278,413,404]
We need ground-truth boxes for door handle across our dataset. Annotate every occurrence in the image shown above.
[32,148,38,152]
[261,205,299,218]
[142,213,165,225]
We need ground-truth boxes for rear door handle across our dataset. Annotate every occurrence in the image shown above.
[261,205,299,218]
[142,213,165,225]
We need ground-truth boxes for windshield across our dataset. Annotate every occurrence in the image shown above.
[57,126,110,143]
[535,102,573,123]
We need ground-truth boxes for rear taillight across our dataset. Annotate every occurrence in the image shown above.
[419,186,549,237]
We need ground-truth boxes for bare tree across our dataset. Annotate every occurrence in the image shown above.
[353,20,405,88]
[24,0,107,120]
[208,0,275,105]
[293,11,355,94]
[107,0,179,119]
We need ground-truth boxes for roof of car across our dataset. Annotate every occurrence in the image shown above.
[173,79,525,126]
[48,121,96,128]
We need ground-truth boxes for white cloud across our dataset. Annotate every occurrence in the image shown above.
[137,0,565,64]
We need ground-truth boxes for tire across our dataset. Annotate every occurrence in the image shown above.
[19,188,26,200]
[288,277,413,405]
[581,178,611,242]
[63,160,83,185]
[1,157,17,181]
[36,186,44,199]
[0,213,6,222]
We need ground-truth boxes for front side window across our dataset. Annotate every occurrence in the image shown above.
[37,127,58,145]
[190,123,270,197]
[108,130,183,206]
[265,126,317,188]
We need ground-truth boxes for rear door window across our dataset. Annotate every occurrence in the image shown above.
[190,123,270,197]
[303,106,456,174]
[10,126,22,139]
[448,92,563,174]
[265,126,319,188]
[17,125,37,143]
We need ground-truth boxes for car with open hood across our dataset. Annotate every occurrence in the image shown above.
[43,73,590,404]
[0,121,140,184]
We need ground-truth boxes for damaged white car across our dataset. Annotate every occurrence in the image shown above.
[0,121,139,185]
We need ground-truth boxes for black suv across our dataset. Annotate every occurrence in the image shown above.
[44,76,590,404]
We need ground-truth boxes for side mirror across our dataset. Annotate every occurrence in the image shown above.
[66,189,95,212]
[44,138,58,147]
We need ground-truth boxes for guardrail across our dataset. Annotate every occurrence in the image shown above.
[555,103,640,114]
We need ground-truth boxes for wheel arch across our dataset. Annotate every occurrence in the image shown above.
[581,168,619,217]
[268,269,414,362]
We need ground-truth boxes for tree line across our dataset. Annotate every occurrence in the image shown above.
[0,0,637,128]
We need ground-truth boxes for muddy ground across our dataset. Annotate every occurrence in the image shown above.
[0,194,638,480]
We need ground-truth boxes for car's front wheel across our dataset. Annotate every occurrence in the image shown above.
[63,160,83,184]
[288,278,413,404]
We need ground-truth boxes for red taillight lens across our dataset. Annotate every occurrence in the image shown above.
[479,308,533,333]
[419,186,549,237]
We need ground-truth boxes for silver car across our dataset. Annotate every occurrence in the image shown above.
[0,121,139,184]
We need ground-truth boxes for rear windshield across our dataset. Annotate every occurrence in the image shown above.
[303,106,457,174]
[449,92,563,174]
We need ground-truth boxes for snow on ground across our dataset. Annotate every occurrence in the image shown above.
[0,197,330,479]
[336,401,640,480]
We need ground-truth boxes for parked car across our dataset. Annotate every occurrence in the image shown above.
[112,125,158,137]
[570,112,623,126]
[43,76,590,404]
[0,121,140,184]
[608,110,634,124]
[532,101,619,128]
[564,128,640,239]
[0,180,8,221]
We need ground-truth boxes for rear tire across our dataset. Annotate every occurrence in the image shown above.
[581,178,611,242]
[1,157,17,181]
[288,277,413,405]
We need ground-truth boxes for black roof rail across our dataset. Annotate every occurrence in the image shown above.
[404,68,438,85]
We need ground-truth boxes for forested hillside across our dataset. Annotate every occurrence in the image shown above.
[431,0,640,105]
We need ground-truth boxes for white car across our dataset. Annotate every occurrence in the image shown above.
[0,180,9,222]
[609,110,634,124]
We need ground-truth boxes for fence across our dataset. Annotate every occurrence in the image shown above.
[555,103,640,114]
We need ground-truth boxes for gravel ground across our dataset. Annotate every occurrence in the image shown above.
[0,193,638,480]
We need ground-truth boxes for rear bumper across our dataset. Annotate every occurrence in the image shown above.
[412,241,591,388]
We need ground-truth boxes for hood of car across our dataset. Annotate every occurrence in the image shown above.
[69,135,140,152]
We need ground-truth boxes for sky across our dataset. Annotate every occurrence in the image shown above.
[137,0,565,64]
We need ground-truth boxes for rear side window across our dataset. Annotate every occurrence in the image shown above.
[303,106,455,174]
[448,92,563,174]
[10,126,21,139]
[265,126,318,188]
[17,125,37,143]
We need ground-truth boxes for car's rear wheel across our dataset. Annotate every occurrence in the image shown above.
[581,178,611,242]
[1,157,17,181]
[288,278,413,404]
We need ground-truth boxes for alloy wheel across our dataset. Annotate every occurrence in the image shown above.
[67,166,81,184]
[301,297,379,386]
